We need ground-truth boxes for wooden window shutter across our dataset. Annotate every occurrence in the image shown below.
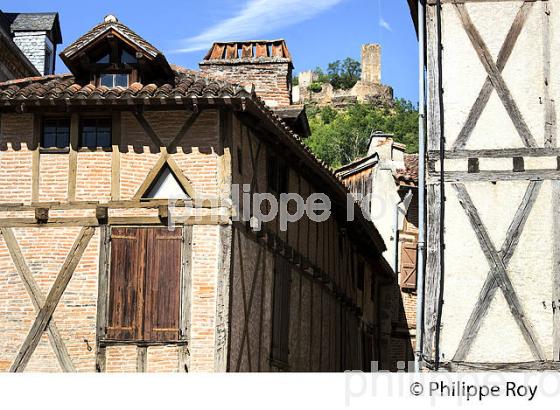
[272,254,291,365]
[144,228,182,342]
[107,228,146,340]
[400,241,417,290]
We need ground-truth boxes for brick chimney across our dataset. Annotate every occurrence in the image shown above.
[361,44,381,84]
[199,40,293,107]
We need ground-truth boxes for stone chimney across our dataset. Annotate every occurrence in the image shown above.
[199,40,293,107]
[361,44,381,84]
[6,12,62,76]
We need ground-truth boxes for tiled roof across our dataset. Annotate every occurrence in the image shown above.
[60,19,160,59]
[3,12,62,44]
[395,154,419,184]
[0,70,253,101]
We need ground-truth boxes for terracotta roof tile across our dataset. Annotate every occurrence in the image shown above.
[60,19,160,59]
[0,70,253,102]
[394,154,419,184]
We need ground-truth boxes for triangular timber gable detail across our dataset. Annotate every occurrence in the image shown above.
[133,154,195,200]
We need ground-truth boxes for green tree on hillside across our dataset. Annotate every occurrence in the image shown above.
[305,57,362,91]
[327,58,362,90]
[305,99,418,169]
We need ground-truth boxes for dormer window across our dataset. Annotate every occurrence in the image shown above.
[60,15,174,87]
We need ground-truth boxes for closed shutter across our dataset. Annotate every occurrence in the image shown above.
[107,227,183,342]
[400,241,417,290]
[107,228,146,340]
[272,254,291,364]
[144,228,182,342]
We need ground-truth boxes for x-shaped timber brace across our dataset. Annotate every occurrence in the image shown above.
[452,182,545,361]
[8,227,95,372]
[451,2,536,151]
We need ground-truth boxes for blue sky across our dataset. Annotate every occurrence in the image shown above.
[12,0,418,102]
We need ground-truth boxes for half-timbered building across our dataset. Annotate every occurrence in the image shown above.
[336,132,418,369]
[0,15,399,372]
[411,0,560,370]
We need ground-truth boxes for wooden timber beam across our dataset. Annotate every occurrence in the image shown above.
[31,115,41,203]
[451,2,533,150]
[68,113,80,202]
[0,214,232,228]
[34,207,49,224]
[453,3,536,149]
[0,198,224,212]
[111,112,121,201]
[432,147,560,159]
[452,183,545,361]
[10,227,95,372]
[440,360,560,372]
[0,227,76,372]
[132,112,166,148]
[167,111,201,152]
[429,169,560,182]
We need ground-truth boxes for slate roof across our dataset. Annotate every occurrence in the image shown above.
[3,12,62,44]
[60,19,160,59]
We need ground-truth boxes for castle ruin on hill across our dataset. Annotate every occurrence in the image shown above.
[292,44,393,107]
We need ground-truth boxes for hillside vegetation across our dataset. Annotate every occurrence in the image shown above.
[305,99,419,169]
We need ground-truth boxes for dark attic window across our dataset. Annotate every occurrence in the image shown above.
[42,118,70,149]
[93,47,139,88]
[79,118,112,149]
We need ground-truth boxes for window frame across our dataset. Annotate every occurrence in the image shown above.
[105,226,185,344]
[267,151,289,194]
[78,116,113,151]
[99,72,130,88]
[271,254,291,368]
[40,117,71,153]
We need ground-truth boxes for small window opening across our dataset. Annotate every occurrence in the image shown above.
[79,117,112,148]
[99,73,129,88]
[42,118,70,149]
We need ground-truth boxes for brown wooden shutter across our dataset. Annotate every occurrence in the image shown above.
[272,255,291,365]
[143,228,182,342]
[400,241,417,290]
[107,228,146,340]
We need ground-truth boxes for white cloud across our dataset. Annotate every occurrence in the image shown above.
[379,17,392,32]
[174,0,344,53]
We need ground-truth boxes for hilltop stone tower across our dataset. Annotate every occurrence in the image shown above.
[293,43,392,106]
